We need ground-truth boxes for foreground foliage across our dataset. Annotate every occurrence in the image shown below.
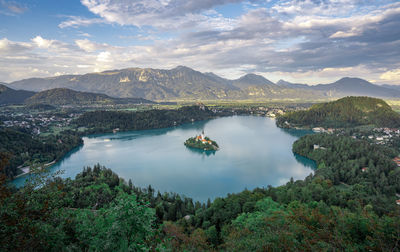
[0,163,157,251]
[1,157,399,251]
[225,197,400,251]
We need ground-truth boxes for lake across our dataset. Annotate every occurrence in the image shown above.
[13,116,315,201]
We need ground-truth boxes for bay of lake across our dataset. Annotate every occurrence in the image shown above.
[13,116,315,201]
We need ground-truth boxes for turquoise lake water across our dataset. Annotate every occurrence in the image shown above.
[13,116,315,201]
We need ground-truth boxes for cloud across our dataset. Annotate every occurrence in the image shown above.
[329,29,360,39]
[63,0,243,30]
[31,36,55,49]
[178,1,400,75]
[59,16,106,29]
[0,0,27,15]
[380,69,400,82]
[75,39,108,52]
[78,32,92,37]
[2,1,400,85]
[0,38,32,55]
[81,0,244,20]
[96,51,112,62]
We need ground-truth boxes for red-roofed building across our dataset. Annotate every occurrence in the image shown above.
[393,157,400,167]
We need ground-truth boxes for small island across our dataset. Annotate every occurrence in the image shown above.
[184,130,219,151]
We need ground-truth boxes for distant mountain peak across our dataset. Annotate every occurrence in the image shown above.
[276,79,310,89]
[238,73,267,80]
[276,79,290,85]
[313,77,400,98]
[234,73,275,87]
[172,65,195,71]
[204,72,220,78]
[335,77,370,84]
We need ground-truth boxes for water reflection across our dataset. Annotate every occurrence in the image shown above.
[280,127,313,138]
[185,146,216,156]
[294,154,317,169]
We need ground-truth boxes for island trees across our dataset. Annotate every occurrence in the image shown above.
[184,131,219,151]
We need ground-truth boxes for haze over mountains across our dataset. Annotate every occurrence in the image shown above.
[0,84,154,105]
[5,66,400,101]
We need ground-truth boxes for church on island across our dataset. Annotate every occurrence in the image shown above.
[196,131,213,145]
[184,130,219,151]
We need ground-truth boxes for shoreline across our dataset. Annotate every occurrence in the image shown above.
[11,114,223,183]
[11,117,218,182]
[11,115,290,184]
[14,160,57,179]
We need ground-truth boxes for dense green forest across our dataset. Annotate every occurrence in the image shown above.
[0,128,82,179]
[74,105,218,134]
[277,96,400,128]
[1,160,399,250]
[74,106,219,133]
[293,134,400,214]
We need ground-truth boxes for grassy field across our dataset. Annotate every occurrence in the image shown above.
[40,125,73,136]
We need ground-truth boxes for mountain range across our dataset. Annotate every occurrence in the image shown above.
[0,85,154,105]
[5,66,400,101]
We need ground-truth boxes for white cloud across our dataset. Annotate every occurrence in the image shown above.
[31,36,54,49]
[75,39,108,52]
[96,51,112,62]
[59,0,241,31]
[0,38,31,54]
[380,69,400,82]
[329,29,360,38]
[59,16,106,29]
[78,32,92,37]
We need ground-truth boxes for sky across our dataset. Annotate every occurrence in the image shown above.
[0,0,400,85]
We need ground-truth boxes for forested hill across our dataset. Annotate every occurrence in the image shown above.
[74,105,217,134]
[0,84,35,105]
[277,96,400,128]
[0,128,82,178]
[293,134,399,211]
